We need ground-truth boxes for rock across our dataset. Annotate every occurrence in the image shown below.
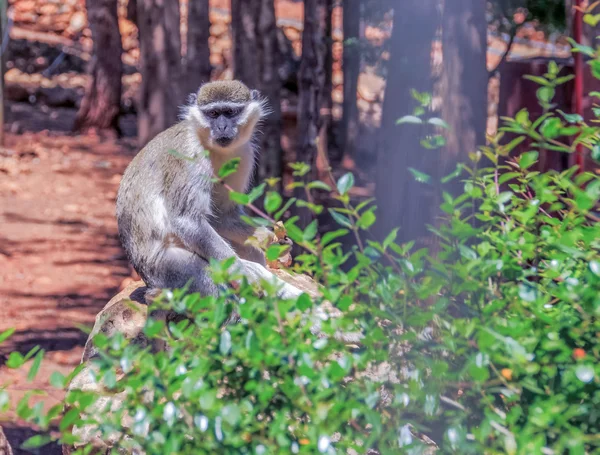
[0,426,13,455]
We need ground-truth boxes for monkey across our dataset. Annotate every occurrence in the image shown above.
[116,80,303,303]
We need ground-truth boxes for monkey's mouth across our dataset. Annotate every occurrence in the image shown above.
[215,136,234,147]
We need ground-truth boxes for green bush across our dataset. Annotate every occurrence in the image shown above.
[2,49,600,455]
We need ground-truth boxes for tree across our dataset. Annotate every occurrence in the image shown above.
[374,1,437,242]
[294,0,327,227]
[231,0,283,187]
[341,0,361,164]
[440,0,487,186]
[185,0,212,96]
[136,0,182,146]
[74,0,123,133]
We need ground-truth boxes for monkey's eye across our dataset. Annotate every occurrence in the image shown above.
[208,110,219,119]
[223,108,234,117]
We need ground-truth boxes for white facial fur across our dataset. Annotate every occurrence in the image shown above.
[181,95,268,154]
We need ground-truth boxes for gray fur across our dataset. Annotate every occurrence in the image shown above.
[116,81,303,301]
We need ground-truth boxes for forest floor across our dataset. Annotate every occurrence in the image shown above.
[0,103,139,454]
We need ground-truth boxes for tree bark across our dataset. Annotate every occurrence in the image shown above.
[341,0,361,162]
[74,0,123,133]
[374,1,437,242]
[231,0,283,187]
[440,0,487,187]
[136,0,182,146]
[294,0,327,227]
[0,1,6,147]
[185,0,212,96]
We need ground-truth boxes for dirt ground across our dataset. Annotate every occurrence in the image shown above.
[0,102,138,454]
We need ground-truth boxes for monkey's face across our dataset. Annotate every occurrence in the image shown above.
[183,81,268,154]
[202,104,243,149]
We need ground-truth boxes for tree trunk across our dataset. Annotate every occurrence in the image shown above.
[231,0,283,187]
[294,0,327,227]
[185,0,212,96]
[74,0,123,133]
[136,0,182,146]
[341,0,361,163]
[127,0,137,24]
[374,1,437,242]
[440,0,487,186]
[0,0,6,147]
[319,0,334,165]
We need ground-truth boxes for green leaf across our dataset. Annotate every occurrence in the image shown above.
[266,244,288,261]
[536,86,555,105]
[441,164,463,183]
[296,293,312,311]
[523,75,551,86]
[501,136,526,155]
[427,118,450,129]
[396,115,423,125]
[218,158,241,178]
[229,191,250,205]
[49,371,66,389]
[307,181,332,191]
[321,229,348,245]
[519,282,539,302]
[264,191,282,214]
[0,328,15,344]
[584,13,600,27]
[6,352,25,369]
[328,209,352,228]
[357,210,376,230]
[383,228,398,250]
[21,435,52,449]
[220,330,232,355]
[592,144,600,163]
[27,349,45,382]
[540,117,562,139]
[303,220,318,241]
[519,151,539,170]
[408,168,431,184]
[336,172,355,195]
[247,183,266,204]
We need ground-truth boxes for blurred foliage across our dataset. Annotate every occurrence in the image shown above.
[3,12,600,454]
[488,0,567,35]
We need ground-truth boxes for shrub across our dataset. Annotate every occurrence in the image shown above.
[2,50,600,455]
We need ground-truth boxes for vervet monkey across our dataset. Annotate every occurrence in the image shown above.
[116,81,303,302]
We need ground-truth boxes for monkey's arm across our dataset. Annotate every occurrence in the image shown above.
[173,216,242,263]
[173,215,301,299]
[211,207,271,265]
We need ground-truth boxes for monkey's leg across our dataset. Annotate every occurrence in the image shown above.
[239,258,304,300]
[148,247,220,297]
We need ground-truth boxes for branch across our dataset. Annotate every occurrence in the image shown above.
[489,24,521,78]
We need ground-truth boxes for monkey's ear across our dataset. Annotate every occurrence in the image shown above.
[250,89,261,101]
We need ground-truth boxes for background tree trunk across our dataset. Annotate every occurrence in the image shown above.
[74,0,123,133]
[319,0,334,166]
[126,0,137,24]
[0,0,6,147]
[185,0,212,96]
[374,1,437,242]
[136,0,182,146]
[440,0,487,186]
[341,0,361,164]
[232,0,283,187]
[294,0,327,228]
